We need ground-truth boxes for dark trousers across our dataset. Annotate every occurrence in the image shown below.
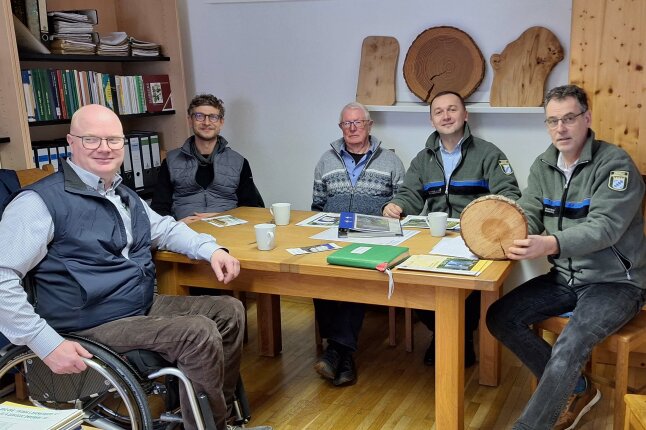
[313,299,365,352]
[75,294,245,430]
[486,273,645,430]
[416,290,481,339]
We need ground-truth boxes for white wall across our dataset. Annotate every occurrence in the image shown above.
[177,0,572,282]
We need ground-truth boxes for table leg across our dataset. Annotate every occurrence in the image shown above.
[479,288,502,386]
[156,261,190,296]
[256,293,282,356]
[435,287,465,430]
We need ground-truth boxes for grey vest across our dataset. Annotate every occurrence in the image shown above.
[167,136,244,219]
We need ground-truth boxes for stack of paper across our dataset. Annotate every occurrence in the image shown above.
[396,254,493,276]
[130,37,161,57]
[47,10,98,54]
[97,32,129,56]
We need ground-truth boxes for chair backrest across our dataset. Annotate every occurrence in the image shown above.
[16,164,55,187]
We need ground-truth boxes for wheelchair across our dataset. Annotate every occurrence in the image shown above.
[0,333,251,430]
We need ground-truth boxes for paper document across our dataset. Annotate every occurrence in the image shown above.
[397,254,492,276]
[310,227,418,246]
[201,215,247,227]
[296,212,340,228]
[430,236,478,259]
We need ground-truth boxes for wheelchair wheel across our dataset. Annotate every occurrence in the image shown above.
[0,338,154,430]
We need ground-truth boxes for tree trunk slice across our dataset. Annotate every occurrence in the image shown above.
[403,26,485,103]
[356,36,399,106]
[460,195,528,260]
[490,26,564,107]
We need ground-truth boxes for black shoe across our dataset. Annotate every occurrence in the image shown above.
[464,337,476,368]
[423,337,477,368]
[423,341,435,366]
[313,346,341,380]
[333,354,356,386]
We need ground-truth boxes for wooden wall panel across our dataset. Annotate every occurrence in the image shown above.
[570,0,646,173]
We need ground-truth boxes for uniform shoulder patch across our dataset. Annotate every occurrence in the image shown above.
[498,160,514,176]
[608,170,629,191]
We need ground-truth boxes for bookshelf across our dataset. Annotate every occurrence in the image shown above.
[0,0,189,170]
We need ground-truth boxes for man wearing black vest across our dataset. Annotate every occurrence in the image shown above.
[0,104,270,430]
[151,94,264,223]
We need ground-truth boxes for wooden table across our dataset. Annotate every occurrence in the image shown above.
[155,207,513,430]
[625,394,646,430]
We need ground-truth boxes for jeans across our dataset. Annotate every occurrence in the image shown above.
[486,273,645,430]
[75,294,245,430]
[313,299,365,352]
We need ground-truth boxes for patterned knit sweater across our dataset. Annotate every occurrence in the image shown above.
[311,136,405,216]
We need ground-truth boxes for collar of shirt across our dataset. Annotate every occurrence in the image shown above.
[438,137,464,183]
[556,152,581,183]
[340,138,376,158]
[66,159,123,196]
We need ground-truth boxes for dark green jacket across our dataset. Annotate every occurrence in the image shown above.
[519,130,645,288]
[388,123,520,217]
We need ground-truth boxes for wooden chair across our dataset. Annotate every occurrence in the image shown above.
[16,164,55,186]
[534,311,646,430]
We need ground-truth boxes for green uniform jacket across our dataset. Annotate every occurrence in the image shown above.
[519,130,646,288]
[388,123,520,218]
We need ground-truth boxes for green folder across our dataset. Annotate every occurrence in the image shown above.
[327,243,410,272]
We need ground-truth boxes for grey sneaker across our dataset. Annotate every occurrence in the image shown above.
[553,382,601,430]
[227,425,273,430]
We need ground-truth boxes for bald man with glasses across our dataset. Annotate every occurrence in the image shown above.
[151,93,264,223]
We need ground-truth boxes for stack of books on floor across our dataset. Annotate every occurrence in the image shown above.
[0,401,84,429]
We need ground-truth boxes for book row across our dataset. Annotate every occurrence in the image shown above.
[32,131,162,194]
[20,69,173,122]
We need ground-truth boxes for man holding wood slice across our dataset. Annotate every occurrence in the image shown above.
[487,84,646,430]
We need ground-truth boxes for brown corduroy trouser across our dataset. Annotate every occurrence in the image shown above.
[75,294,245,430]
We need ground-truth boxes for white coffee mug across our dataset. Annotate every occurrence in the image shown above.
[254,223,276,251]
[270,203,291,226]
[427,212,448,237]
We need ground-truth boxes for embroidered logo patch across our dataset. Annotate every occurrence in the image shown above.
[608,170,629,191]
[498,160,514,175]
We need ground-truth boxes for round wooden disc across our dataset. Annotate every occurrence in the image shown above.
[403,26,485,103]
[460,195,528,260]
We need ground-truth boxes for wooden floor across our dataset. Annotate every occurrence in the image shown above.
[240,297,618,430]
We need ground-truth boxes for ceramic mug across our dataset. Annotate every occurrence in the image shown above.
[270,203,291,225]
[427,212,448,237]
[254,223,276,250]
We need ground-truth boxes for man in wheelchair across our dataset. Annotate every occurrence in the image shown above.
[0,104,271,430]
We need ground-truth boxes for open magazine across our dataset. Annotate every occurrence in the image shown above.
[338,212,403,238]
[400,215,460,231]
[396,254,492,276]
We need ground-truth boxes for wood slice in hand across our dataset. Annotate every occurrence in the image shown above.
[490,26,564,107]
[403,26,485,103]
[356,36,399,106]
[460,195,528,260]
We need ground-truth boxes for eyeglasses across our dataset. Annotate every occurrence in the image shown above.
[339,120,371,129]
[544,111,586,129]
[191,112,223,122]
[70,135,126,150]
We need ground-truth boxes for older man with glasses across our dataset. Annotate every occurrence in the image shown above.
[487,84,646,430]
[311,101,405,386]
[151,93,264,224]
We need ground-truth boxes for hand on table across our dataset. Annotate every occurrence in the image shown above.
[382,203,403,219]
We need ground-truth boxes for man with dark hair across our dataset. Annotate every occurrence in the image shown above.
[487,84,645,430]
[151,94,264,223]
[383,91,521,367]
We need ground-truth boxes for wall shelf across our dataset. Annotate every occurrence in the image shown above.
[366,102,544,114]
[28,110,176,127]
[19,53,171,62]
